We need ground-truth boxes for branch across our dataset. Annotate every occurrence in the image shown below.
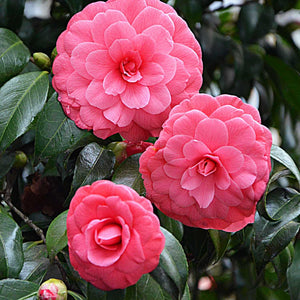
[1,184,46,244]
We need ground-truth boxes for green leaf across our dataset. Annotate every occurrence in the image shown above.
[68,290,86,300]
[0,212,24,279]
[0,28,30,86]
[151,227,188,299]
[0,1,25,32]
[112,154,145,195]
[156,210,184,242]
[87,283,125,300]
[237,3,275,44]
[66,143,115,204]
[0,71,49,151]
[0,279,39,300]
[35,93,96,160]
[46,210,68,259]
[65,0,83,14]
[0,151,15,179]
[208,229,231,262]
[287,241,300,300]
[19,242,49,284]
[270,145,300,186]
[125,274,166,300]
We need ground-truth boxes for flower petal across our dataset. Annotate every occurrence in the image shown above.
[120,84,150,109]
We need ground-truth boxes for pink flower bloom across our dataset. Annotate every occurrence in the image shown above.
[139,94,272,232]
[52,0,203,142]
[67,180,165,290]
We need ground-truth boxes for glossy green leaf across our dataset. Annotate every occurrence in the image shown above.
[125,274,166,300]
[35,93,96,160]
[46,210,68,259]
[19,242,49,284]
[0,151,15,179]
[270,145,300,186]
[112,154,145,195]
[0,28,30,86]
[0,279,39,300]
[66,143,115,203]
[0,212,24,279]
[265,55,300,116]
[287,241,300,300]
[67,290,86,300]
[237,3,275,43]
[209,229,231,262]
[152,227,188,299]
[87,283,125,300]
[0,71,49,151]
[157,210,184,242]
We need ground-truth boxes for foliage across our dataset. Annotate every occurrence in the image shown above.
[0,0,299,299]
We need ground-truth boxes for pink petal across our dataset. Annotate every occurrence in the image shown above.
[214,146,244,173]
[142,85,171,114]
[152,53,177,85]
[91,10,127,45]
[189,94,220,116]
[66,72,90,102]
[210,105,244,122]
[163,135,192,162]
[120,84,150,109]
[214,165,231,190]
[70,42,103,79]
[139,62,164,86]
[195,118,228,152]
[189,176,215,208]
[215,180,244,206]
[64,20,93,55]
[169,181,194,208]
[79,106,113,129]
[132,6,174,35]
[104,21,136,48]
[142,25,173,54]
[133,34,155,62]
[56,31,67,54]
[163,158,189,179]
[181,169,203,190]
[109,39,134,63]
[52,53,73,91]
[86,80,119,109]
[103,69,127,96]
[104,102,135,127]
[86,50,116,80]
[166,58,189,94]
[183,140,211,162]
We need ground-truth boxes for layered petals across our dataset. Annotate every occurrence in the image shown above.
[52,0,203,142]
[140,94,272,232]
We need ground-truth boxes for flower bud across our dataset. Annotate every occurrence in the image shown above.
[107,141,127,165]
[33,52,51,71]
[51,47,58,62]
[13,151,27,168]
[38,278,67,300]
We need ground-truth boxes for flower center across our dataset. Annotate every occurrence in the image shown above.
[119,51,142,83]
[197,157,217,176]
[95,223,122,248]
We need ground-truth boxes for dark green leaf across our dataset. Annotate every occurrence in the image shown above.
[0,279,39,300]
[0,151,15,179]
[46,210,68,259]
[270,145,300,186]
[0,212,24,279]
[238,3,275,44]
[87,283,125,300]
[0,71,49,151]
[65,0,83,14]
[0,1,25,32]
[174,0,202,26]
[112,154,145,195]
[153,227,188,298]
[287,241,300,300]
[157,210,184,242]
[66,143,115,203]
[19,242,49,284]
[35,93,96,160]
[208,229,231,262]
[125,274,166,300]
[68,290,86,300]
[0,28,30,86]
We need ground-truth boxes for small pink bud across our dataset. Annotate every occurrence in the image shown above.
[38,279,67,300]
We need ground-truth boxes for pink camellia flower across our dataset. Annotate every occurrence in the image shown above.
[67,180,165,290]
[139,94,272,232]
[52,0,203,142]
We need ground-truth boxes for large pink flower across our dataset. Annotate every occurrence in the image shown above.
[139,94,272,232]
[52,0,203,142]
[67,180,165,291]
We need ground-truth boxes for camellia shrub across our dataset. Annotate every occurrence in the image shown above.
[0,0,299,299]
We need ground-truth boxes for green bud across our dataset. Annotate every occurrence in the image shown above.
[51,47,58,62]
[107,141,127,165]
[33,52,51,71]
[38,278,67,300]
[13,151,27,169]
